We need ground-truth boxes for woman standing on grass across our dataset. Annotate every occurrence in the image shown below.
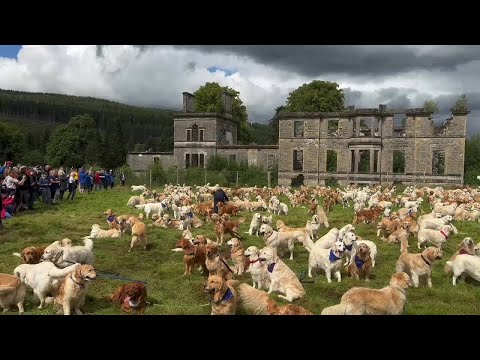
[66,168,77,200]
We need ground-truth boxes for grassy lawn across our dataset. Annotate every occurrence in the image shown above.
[1,186,480,315]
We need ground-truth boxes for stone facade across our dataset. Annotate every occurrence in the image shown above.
[173,92,279,171]
[127,152,175,174]
[277,106,468,187]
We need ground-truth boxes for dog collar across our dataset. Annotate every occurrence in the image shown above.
[267,263,276,273]
[187,212,194,219]
[329,250,342,262]
[222,288,234,302]
[440,230,448,239]
[420,254,431,267]
[354,256,365,269]
[107,215,116,222]
[70,273,85,288]
[459,248,470,255]
[250,259,260,264]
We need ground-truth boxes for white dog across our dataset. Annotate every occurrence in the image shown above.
[259,246,305,302]
[131,185,147,192]
[308,241,346,283]
[417,224,453,249]
[41,238,95,268]
[86,224,121,239]
[244,246,270,290]
[246,213,262,236]
[446,254,480,285]
[272,199,288,215]
[341,231,378,267]
[13,262,80,308]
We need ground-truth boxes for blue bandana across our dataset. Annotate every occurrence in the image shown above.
[355,256,365,269]
[329,250,341,262]
[267,263,276,273]
[187,212,194,219]
[222,288,234,301]
[107,215,116,222]
[345,244,353,251]
[161,203,166,208]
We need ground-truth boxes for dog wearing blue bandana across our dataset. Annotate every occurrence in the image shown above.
[347,243,373,281]
[204,274,237,315]
[308,241,345,283]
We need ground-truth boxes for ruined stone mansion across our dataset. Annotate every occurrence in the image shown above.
[127,91,468,187]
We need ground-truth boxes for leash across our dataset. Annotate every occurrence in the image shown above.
[54,260,148,285]
[221,258,235,273]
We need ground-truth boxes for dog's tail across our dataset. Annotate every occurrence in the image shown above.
[445,260,454,273]
[324,220,330,229]
[12,253,22,259]
[83,238,94,250]
[321,303,347,315]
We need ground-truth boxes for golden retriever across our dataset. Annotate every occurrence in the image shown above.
[235,282,270,315]
[110,282,147,314]
[87,224,121,239]
[346,242,373,281]
[444,237,476,273]
[321,272,410,315]
[0,274,26,314]
[12,246,46,264]
[54,264,97,315]
[204,243,233,280]
[226,238,249,276]
[175,238,207,276]
[126,216,147,252]
[266,298,313,315]
[204,274,237,315]
[395,246,443,287]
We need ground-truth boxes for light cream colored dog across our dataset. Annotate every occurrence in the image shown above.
[247,213,262,236]
[235,282,270,315]
[86,224,121,239]
[258,246,305,302]
[446,254,480,285]
[308,241,346,283]
[244,246,270,290]
[417,224,453,249]
[395,246,443,287]
[321,272,410,315]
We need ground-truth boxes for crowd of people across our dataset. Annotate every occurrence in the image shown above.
[0,161,127,230]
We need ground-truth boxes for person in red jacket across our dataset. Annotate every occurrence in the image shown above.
[94,171,102,191]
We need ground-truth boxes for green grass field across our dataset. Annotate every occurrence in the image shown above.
[1,187,480,315]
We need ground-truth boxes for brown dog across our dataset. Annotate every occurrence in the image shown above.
[13,246,46,264]
[204,274,237,315]
[217,201,240,216]
[175,238,207,276]
[347,243,373,281]
[204,243,233,279]
[226,238,249,276]
[110,282,147,314]
[266,298,313,315]
[321,272,411,315]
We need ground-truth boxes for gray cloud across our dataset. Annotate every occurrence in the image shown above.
[167,45,480,78]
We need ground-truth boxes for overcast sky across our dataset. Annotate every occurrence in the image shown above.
[0,45,479,134]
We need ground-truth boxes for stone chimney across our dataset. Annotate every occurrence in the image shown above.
[221,92,232,114]
[379,104,387,111]
[182,92,196,112]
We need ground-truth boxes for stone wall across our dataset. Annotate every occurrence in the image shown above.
[127,153,175,171]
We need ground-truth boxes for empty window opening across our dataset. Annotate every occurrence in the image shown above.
[191,124,199,141]
[432,150,445,175]
[199,129,204,141]
[393,150,405,174]
[199,154,205,168]
[351,150,355,173]
[359,117,376,137]
[185,154,190,168]
[327,150,337,172]
[393,114,406,137]
[294,121,304,137]
[191,153,199,167]
[229,154,236,162]
[154,157,160,165]
[186,130,191,142]
[293,150,303,171]
[358,150,370,173]
[328,119,339,137]
[374,150,379,173]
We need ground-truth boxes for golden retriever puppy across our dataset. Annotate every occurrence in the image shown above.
[12,246,46,264]
[0,274,26,314]
[346,243,373,281]
[266,298,313,315]
[395,246,443,288]
[126,216,147,252]
[227,238,249,276]
[445,237,476,273]
[203,275,237,315]
[54,264,97,315]
[204,243,233,279]
[321,272,410,315]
